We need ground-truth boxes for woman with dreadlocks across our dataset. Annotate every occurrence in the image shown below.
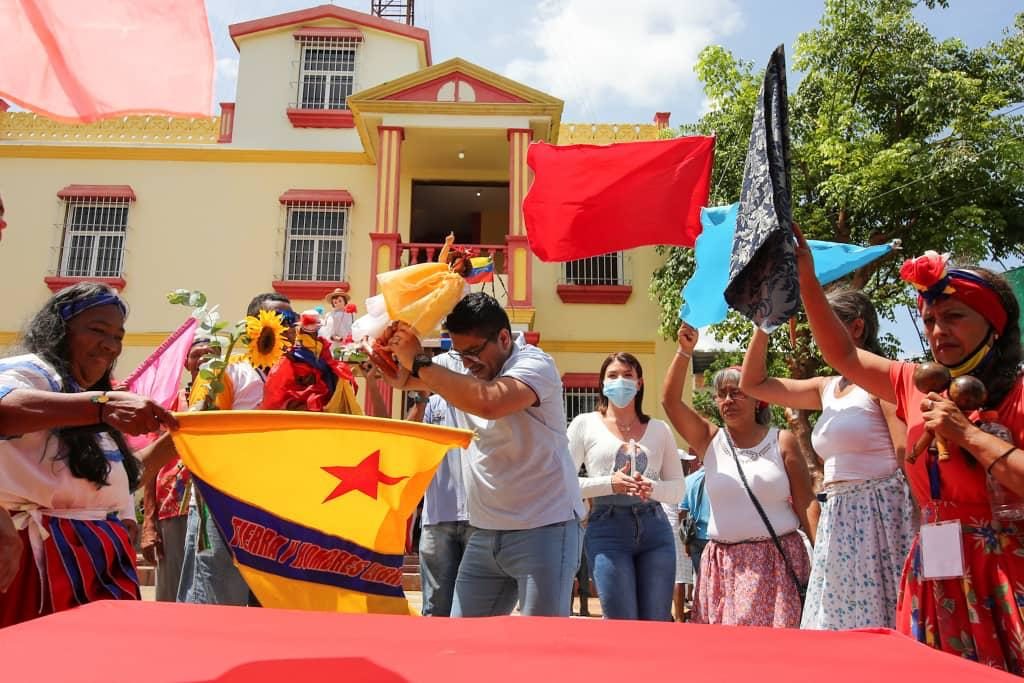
[797,228,1024,673]
[0,282,177,626]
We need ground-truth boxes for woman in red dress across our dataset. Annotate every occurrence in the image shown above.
[797,229,1023,673]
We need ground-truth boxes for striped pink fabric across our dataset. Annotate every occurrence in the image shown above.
[0,0,213,122]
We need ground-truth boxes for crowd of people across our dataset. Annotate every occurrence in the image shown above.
[0,229,1022,675]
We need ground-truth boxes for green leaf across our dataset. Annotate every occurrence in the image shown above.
[198,368,216,380]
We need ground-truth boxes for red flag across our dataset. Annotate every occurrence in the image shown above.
[523,136,715,262]
[0,0,213,123]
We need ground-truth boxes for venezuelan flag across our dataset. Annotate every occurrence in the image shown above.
[464,256,495,284]
[170,412,472,615]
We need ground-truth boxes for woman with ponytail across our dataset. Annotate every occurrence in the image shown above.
[0,282,177,626]
[739,290,916,631]
[797,232,1024,672]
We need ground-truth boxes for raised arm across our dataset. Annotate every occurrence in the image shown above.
[740,327,826,411]
[794,225,895,403]
[660,323,718,457]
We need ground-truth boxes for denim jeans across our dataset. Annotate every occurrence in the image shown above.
[176,506,250,606]
[584,503,675,621]
[419,521,475,617]
[451,517,582,617]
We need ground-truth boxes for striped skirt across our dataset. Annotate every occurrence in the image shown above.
[694,531,810,627]
[800,471,917,630]
[0,515,139,628]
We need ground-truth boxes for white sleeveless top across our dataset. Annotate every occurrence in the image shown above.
[810,377,898,486]
[704,427,800,543]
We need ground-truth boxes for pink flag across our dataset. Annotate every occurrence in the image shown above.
[0,0,214,123]
[123,316,198,450]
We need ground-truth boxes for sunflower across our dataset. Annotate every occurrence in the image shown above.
[245,309,288,369]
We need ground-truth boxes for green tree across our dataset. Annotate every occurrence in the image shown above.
[650,1,1024,480]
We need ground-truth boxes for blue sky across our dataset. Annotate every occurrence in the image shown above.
[208,0,1020,126]
[208,1,1019,354]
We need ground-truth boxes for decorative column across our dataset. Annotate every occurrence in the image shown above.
[366,125,404,417]
[506,128,533,308]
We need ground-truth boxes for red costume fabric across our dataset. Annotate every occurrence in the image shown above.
[891,361,1024,673]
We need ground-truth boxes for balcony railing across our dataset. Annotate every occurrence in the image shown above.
[398,242,507,274]
[397,241,510,306]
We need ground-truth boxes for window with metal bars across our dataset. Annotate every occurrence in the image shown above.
[283,203,348,281]
[297,38,358,110]
[563,386,600,426]
[58,199,129,278]
[561,251,626,286]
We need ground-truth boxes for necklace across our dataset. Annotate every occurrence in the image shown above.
[609,416,637,437]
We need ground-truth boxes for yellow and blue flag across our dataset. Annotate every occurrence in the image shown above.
[464,256,495,284]
[170,412,472,615]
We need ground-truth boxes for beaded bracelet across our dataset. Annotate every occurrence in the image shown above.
[987,445,1018,475]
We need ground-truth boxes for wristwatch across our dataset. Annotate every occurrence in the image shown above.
[409,352,433,378]
[91,391,110,423]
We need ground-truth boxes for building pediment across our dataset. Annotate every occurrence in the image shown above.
[348,58,563,159]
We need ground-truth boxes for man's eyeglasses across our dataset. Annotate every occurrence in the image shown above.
[450,337,495,364]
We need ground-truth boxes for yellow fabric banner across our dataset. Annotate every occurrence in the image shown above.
[170,411,472,615]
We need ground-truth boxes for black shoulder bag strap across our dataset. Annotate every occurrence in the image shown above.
[722,429,806,601]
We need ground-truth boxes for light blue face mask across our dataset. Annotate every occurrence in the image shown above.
[603,377,638,408]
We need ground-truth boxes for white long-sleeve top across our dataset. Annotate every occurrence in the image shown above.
[568,412,685,505]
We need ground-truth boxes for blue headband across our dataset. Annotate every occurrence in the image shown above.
[58,293,127,322]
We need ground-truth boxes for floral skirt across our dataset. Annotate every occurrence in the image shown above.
[801,471,918,630]
[898,501,1024,675]
[694,531,810,627]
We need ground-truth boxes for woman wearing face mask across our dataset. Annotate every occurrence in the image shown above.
[567,353,684,620]
[662,324,819,627]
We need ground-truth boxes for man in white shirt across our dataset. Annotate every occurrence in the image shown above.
[380,293,583,617]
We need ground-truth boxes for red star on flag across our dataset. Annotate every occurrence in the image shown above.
[321,450,408,503]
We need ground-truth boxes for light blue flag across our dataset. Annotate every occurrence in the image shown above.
[679,203,895,327]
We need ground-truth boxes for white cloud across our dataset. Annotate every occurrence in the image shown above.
[214,57,239,104]
[504,0,742,119]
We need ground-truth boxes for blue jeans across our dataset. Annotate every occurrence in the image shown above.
[176,506,250,606]
[451,518,582,617]
[585,503,675,621]
[419,521,475,617]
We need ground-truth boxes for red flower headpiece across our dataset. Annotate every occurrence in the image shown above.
[900,251,1007,334]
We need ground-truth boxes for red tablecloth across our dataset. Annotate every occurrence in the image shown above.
[0,601,1013,682]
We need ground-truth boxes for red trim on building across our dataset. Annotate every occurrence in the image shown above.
[561,372,600,389]
[44,276,125,294]
[229,5,431,64]
[654,112,671,129]
[368,232,401,296]
[506,128,533,141]
[56,185,136,201]
[278,189,354,205]
[0,99,9,113]
[271,280,346,300]
[505,235,533,307]
[377,125,406,141]
[218,103,235,143]
[292,26,363,41]
[286,108,355,128]
[384,72,528,104]
[523,331,541,346]
[556,285,632,304]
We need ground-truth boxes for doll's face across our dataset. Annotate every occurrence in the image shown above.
[331,295,347,310]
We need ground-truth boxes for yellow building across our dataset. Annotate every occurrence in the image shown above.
[0,4,688,422]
